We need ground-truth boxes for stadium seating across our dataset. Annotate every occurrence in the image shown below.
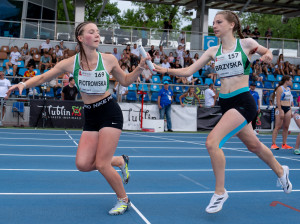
[193,71,200,78]
[18,68,27,76]
[162,76,171,82]
[276,75,283,81]
[255,81,263,88]
[128,84,137,91]
[264,81,273,89]
[267,74,276,82]
[294,76,300,83]
[215,79,221,86]
[151,92,159,102]
[204,78,214,85]
[150,84,160,92]
[293,83,300,90]
[139,92,150,102]
[33,69,41,76]
[173,85,183,93]
[152,76,161,83]
[138,84,149,91]
[126,91,137,101]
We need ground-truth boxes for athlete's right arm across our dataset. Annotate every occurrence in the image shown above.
[153,46,218,77]
[7,56,75,95]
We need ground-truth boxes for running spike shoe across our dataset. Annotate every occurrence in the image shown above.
[281,144,293,150]
[277,165,292,194]
[271,144,280,150]
[205,190,229,213]
[120,155,130,184]
[108,198,131,215]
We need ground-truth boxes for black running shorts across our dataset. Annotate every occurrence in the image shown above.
[83,95,123,131]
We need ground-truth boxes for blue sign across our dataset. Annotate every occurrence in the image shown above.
[204,36,218,50]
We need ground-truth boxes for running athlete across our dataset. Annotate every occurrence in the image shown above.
[154,10,292,213]
[293,108,300,155]
[271,75,293,150]
[7,21,150,215]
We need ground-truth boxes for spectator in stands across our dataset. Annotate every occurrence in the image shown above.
[203,61,218,83]
[179,86,201,107]
[61,77,78,101]
[39,38,53,55]
[49,76,62,99]
[39,50,51,72]
[204,83,216,107]
[265,28,272,48]
[283,61,291,75]
[129,65,141,84]
[184,50,192,67]
[20,43,32,67]
[112,48,121,61]
[121,53,131,69]
[112,81,128,102]
[173,59,182,83]
[249,83,260,135]
[192,53,199,63]
[0,71,12,121]
[158,45,166,59]
[251,27,260,40]
[131,44,140,66]
[153,51,161,65]
[242,25,251,37]
[175,45,184,67]
[5,46,21,77]
[59,40,69,55]
[62,72,71,87]
[168,52,175,65]
[178,38,185,49]
[63,52,69,60]
[261,62,270,75]
[178,31,185,45]
[22,64,35,83]
[252,61,263,82]
[54,45,64,61]
[271,75,293,150]
[274,54,284,75]
[158,81,173,131]
[297,65,300,76]
[161,58,171,72]
[160,19,173,46]
[141,65,152,83]
[148,45,155,59]
[289,63,296,77]
[124,44,131,55]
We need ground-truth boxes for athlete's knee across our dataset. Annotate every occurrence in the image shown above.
[76,160,94,172]
[246,140,262,153]
[95,162,111,173]
[206,135,220,152]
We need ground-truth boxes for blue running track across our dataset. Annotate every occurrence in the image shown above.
[0,129,299,224]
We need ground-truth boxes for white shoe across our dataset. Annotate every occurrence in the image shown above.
[205,190,229,213]
[277,165,292,194]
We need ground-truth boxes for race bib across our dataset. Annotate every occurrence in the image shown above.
[77,69,108,94]
[215,52,244,78]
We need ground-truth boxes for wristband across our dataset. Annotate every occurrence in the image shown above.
[19,82,27,88]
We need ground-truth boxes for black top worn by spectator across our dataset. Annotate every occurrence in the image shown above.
[62,85,78,100]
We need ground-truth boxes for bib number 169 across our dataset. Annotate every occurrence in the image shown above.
[95,71,105,77]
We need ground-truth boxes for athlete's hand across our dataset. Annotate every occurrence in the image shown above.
[139,53,151,68]
[153,64,167,74]
[7,83,24,96]
[260,54,272,64]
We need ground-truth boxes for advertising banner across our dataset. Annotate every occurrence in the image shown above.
[30,100,84,128]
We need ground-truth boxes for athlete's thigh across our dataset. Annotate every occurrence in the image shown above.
[76,131,99,165]
[283,110,292,128]
[208,109,247,145]
[237,123,260,148]
[95,127,122,165]
[294,113,300,127]
[274,108,283,128]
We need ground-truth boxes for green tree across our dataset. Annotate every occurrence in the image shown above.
[239,12,300,40]
[56,0,120,24]
[118,2,192,30]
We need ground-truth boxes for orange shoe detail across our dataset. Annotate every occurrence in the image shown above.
[271,144,280,150]
[282,144,293,150]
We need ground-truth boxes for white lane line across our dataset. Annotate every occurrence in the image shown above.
[0,154,76,157]
[131,203,151,224]
[0,189,299,195]
[65,131,78,146]
[0,144,76,148]
[178,174,210,190]
[1,168,300,172]
[0,137,77,141]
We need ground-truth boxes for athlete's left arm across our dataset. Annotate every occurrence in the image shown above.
[241,38,273,64]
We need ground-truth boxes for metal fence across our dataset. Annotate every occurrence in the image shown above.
[0,19,299,57]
